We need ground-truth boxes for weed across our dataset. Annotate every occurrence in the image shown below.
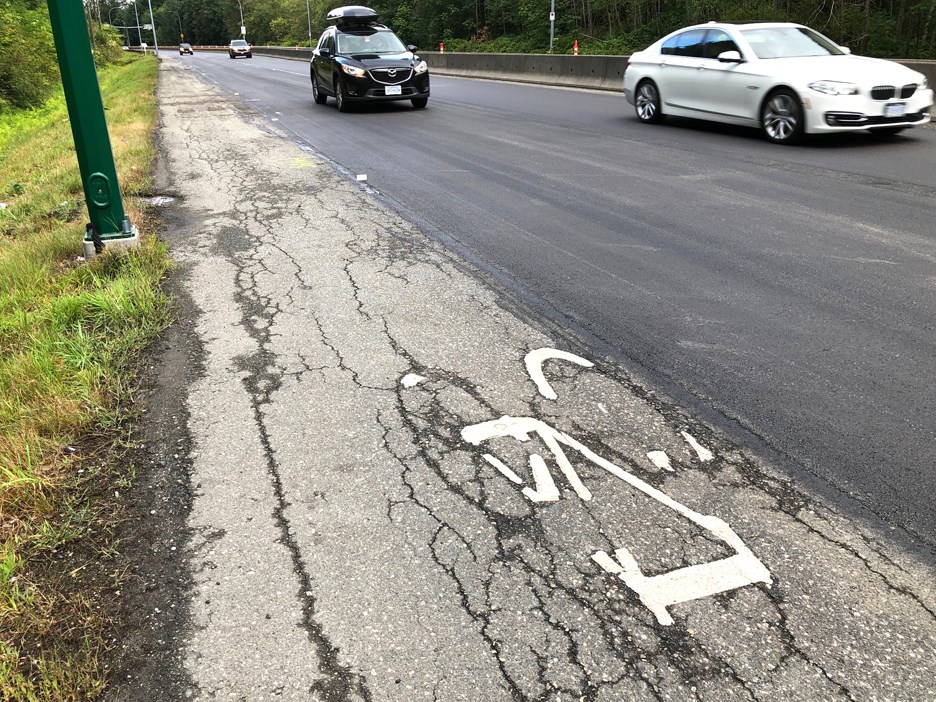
[0,52,168,699]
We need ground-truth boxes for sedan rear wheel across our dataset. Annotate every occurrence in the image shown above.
[761,89,804,145]
[635,80,664,124]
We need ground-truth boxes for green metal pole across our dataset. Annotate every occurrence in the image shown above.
[46,0,138,257]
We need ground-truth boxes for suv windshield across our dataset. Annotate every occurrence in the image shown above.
[337,30,406,54]
[741,26,844,59]
[231,40,248,47]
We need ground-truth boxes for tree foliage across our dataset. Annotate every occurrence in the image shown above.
[93,0,936,55]
[2,0,933,111]
[0,0,59,110]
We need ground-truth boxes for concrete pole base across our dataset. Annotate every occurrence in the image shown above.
[83,226,141,259]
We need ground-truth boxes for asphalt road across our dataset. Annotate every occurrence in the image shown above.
[174,50,936,546]
[120,56,936,701]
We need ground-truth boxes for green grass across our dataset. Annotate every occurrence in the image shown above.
[0,52,170,701]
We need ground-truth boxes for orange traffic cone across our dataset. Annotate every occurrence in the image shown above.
[440,42,445,54]
[573,39,579,55]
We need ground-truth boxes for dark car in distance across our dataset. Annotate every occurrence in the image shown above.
[179,42,194,55]
[310,5,429,111]
[229,39,252,58]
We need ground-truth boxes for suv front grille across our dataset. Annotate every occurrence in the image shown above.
[369,68,413,85]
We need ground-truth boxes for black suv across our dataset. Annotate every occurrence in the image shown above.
[311,5,429,111]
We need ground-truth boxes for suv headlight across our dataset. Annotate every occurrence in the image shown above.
[413,60,428,74]
[341,64,366,78]
[808,80,859,96]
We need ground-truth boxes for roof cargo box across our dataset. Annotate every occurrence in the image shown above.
[327,6,379,26]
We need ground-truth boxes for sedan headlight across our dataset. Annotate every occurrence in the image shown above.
[413,60,428,74]
[341,64,366,78]
[808,80,859,96]
[921,77,929,90]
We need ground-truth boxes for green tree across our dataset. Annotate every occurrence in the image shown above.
[0,0,59,110]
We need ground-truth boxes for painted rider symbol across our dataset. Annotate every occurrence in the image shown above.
[459,348,772,626]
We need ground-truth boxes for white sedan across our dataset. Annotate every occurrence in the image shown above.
[623,21,933,144]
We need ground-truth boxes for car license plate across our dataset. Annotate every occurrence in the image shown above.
[884,102,906,118]
[385,85,402,96]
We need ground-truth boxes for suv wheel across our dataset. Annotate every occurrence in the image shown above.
[335,79,349,112]
[411,97,428,109]
[312,73,327,105]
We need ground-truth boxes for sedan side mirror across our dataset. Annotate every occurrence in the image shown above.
[407,44,418,52]
[717,50,744,63]
[838,45,852,54]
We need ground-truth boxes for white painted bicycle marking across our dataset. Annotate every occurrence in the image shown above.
[482,453,523,485]
[399,348,771,626]
[400,373,427,388]
[681,431,714,463]
[647,450,673,472]
[461,348,772,626]
[525,348,593,400]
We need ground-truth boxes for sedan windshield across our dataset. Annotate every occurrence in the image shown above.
[337,31,407,54]
[741,26,844,59]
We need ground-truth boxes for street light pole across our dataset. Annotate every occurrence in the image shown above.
[549,0,555,52]
[45,0,138,257]
[146,0,158,53]
[306,0,312,47]
[132,0,141,45]
[237,0,245,38]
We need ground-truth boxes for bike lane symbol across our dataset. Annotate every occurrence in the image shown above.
[459,348,773,626]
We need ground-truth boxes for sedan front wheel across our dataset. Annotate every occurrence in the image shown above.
[761,89,804,145]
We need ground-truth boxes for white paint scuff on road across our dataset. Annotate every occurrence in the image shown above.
[400,373,427,388]
[647,450,673,472]
[525,348,594,400]
[681,431,714,463]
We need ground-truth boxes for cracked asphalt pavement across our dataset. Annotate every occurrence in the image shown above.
[123,58,936,702]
